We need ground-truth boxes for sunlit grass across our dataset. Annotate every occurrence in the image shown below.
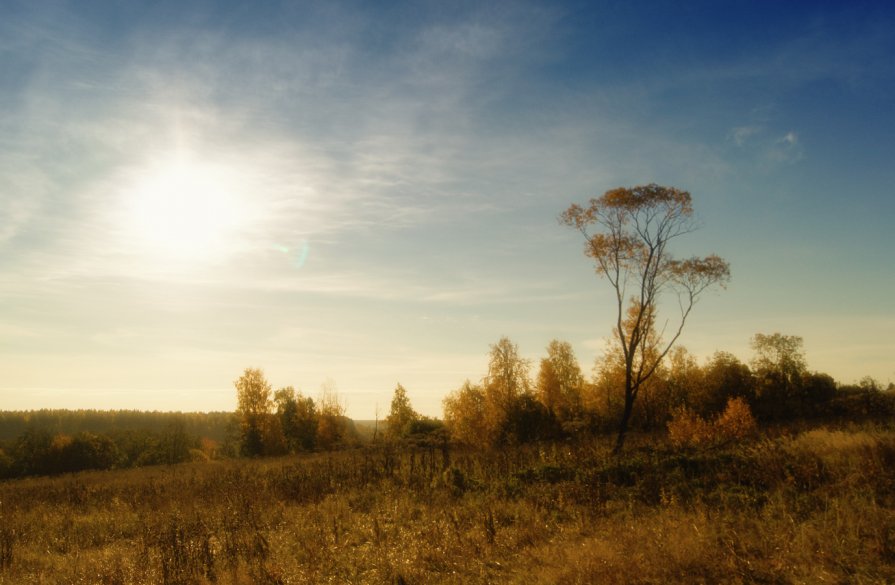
[2,425,895,583]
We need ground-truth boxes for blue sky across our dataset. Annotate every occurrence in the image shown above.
[1,0,893,417]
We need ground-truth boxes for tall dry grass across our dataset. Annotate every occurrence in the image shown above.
[0,425,893,583]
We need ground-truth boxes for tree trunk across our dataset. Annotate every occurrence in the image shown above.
[612,387,636,455]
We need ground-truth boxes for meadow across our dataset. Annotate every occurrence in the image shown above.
[2,423,895,584]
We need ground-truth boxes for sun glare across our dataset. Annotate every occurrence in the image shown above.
[124,155,247,266]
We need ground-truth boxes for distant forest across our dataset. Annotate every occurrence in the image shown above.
[0,410,232,442]
[1,331,893,482]
[0,410,234,478]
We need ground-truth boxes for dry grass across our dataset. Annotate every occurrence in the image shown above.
[1,426,894,583]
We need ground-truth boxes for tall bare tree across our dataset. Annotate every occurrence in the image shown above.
[561,184,730,452]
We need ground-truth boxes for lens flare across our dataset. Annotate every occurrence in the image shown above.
[273,239,310,269]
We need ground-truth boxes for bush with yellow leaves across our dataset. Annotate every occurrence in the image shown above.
[668,397,757,448]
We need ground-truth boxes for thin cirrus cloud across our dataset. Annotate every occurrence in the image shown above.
[727,125,804,166]
[729,126,761,147]
[1,2,894,414]
[770,131,803,164]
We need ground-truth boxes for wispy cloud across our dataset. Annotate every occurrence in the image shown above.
[3,1,893,413]
[729,125,761,147]
[769,131,804,164]
[724,123,805,169]
[0,1,593,290]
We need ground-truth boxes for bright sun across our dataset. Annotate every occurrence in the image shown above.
[124,155,246,266]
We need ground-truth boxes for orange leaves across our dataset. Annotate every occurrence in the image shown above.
[561,183,731,452]
[667,407,713,448]
[667,397,757,448]
[715,397,758,440]
[585,233,645,275]
[561,184,722,290]
[669,254,731,294]
[559,203,589,230]
[601,184,693,215]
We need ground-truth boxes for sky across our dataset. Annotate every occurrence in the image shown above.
[1,0,893,418]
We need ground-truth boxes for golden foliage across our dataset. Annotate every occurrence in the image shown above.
[442,380,487,446]
[561,184,730,452]
[668,397,757,448]
[714,396,758,440]
[385,383,420,440]
[234,367,272,418]
[667,407,713,448]
[536,340,583,422]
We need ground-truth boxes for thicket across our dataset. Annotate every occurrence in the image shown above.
[440,333,895,450]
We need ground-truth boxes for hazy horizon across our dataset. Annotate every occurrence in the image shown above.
[2,1,893,419]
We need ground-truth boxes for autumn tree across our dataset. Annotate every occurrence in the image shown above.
[483,337,538,445]
[442,338,551,447]
[750,332,805,419]
[694,351,754,416]
[443,380,488,446]
[235,367,272,457]
[274,386,318,451]
[561,184,730,452]
[661,346,703,416]
[316,379,347,449]
[750,332,833,418]
[583,351,625,431]
[385,383,421,440]
[159,418,192,465]
[12,428,53,475]
[40,432,121,474]
[587,305,666,432]
[751,333,806,383]
[536,340,584,431]
[636,345,699,430]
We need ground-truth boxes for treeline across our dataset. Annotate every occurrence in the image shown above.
[230,331,894,458]
[231,368,448,459]
[0,410,232,442]
[438,333,895,449]
[3,332,891,478]
[0,410,234,479]
[231,370,379,457]
[0,417,222,479]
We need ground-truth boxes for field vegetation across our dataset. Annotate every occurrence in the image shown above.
[2,422,895,584]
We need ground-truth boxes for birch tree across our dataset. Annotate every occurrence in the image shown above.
[561,184,730,452]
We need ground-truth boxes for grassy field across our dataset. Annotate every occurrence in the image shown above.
[2,424,895,584]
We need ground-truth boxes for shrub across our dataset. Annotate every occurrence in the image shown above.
[667,407,713,448]
[714,397,758,443]
[668,397,757,448]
